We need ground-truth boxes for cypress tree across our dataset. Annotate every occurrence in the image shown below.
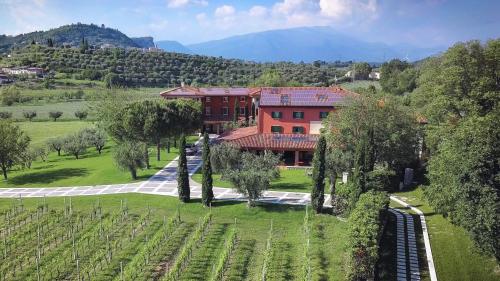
[177,135,190,202]
[311,135,326,213]
[365,127,375,173]
[353,135,367,192]
[201,132,214,206]
[233,98,238,123]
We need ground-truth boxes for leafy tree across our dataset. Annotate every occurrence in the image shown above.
[324,95,419,179]
[33,146,48,162]
[311,135,326,213]
[326,148,352,206]
[0,121,30,179]
[104,73,121,89]
[201,132,214,207]
[252,69,300,87]
[1,86,20,106]
[22,110,37,121]
[426,111,499,258]
[81,69,102,81]
[226,151,280,207]
[380,59,417,95]
[210,142,240,173]
[0,112,12,119]
[352,62,372,80]
[113,141,147,179]
[81,128,106,154]
[46,138,64,156]
[49,111,63,121]
[74,110,88,120]
[177,135,190,202]
[47,38,54,47]
[62,133,87,159]
[20,147,37,169]
[413,40,500,258]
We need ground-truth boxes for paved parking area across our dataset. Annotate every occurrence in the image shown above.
[0,154,329,206]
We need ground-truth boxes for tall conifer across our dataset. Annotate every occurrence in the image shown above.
[177,135,190,202]
[201,132,214,206]
[311,135,326,213]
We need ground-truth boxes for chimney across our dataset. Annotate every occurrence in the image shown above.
[181,81,185,87]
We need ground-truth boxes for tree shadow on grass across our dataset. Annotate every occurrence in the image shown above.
[270,182,309,191]
[9,168,89,185]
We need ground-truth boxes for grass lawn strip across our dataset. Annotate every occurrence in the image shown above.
[391,188,500,281]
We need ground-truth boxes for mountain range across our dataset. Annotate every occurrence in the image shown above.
[183,27,443,62]
[0,24,443,62]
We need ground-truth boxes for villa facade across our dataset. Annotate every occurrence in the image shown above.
[161,86,356,166]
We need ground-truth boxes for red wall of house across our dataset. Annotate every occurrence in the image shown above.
[202,96,253,118]
[258,106,334,134]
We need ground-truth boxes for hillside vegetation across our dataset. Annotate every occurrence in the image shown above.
[2,45,345,87]
[0,23,140,53]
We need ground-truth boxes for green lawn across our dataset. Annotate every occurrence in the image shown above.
[19,120,91,145]
[0,194,349,280]
[0,101,90,121]
[391,187,500,281]
[192,169,315,193]
[1,121,184,187]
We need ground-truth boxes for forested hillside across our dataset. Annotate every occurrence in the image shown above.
[1,45,346,87]
[0,23,140,53]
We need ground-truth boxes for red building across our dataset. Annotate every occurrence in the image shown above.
[161,86,356,166]
[160,86,258,134]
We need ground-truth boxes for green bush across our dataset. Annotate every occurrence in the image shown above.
[22,110,37,121]
[0,112,12,119]
[48,111,63,121]
[346,191,389,281]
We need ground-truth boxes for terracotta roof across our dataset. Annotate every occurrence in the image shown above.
[219,126,258,140]
[259,86,353,107]
[220,127,318,151]
[160,87,259,97]
[160,86,356,105]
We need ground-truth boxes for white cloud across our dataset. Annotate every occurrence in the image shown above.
[249,5,267,17]
[167,0,208,8]
[271,0,378,25]
[167,0,189,8]
[1,0,65,35]
[215,5,235,17]
[214,5,236,28]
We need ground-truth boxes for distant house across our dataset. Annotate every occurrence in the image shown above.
[2,67,45,77]
[369,71,381,80]
[344,70,353,78]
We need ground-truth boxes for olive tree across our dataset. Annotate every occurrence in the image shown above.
[62,133,88,159]
[23,111,37,121]
[81,128,107,154]
[46,138,64,156]
[49,111,63,121]
[0,121,30,179]
[113,141,147,179]
[225,151,280,207]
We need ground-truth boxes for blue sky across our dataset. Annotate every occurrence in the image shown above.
[0,0,498,47]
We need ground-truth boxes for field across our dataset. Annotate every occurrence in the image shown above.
[391,187,500,281]
[0,121,180,188]
[0,87,166,121]
[0,102,91,121]
[0,194,348,281]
